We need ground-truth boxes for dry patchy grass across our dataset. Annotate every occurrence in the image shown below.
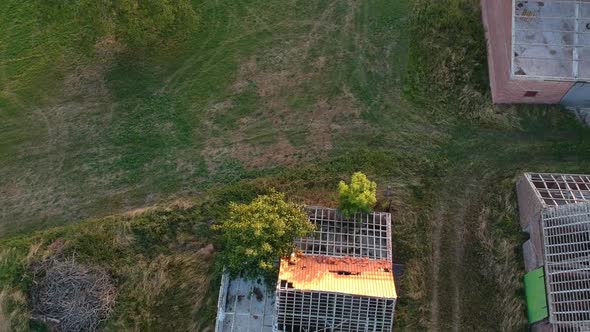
[109,252,215,331]
[200,0,373,170]
[0,288,28,332]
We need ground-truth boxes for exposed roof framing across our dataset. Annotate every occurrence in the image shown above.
[525,173,590,206]
[215,274,276,332]
[295,206,393,261]
[275,289,395,332]
[542,202,590,330]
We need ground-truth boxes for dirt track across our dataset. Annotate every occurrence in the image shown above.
[428,177,482,331]
[422,167,528,331]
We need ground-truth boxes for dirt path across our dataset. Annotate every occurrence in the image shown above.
[428,178,478,331]
[429,206,445,331]
[449,192,469,332]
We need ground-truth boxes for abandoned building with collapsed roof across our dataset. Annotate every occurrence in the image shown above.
[517,173,590,331]
[215,206,397,332]
[481,0,590,107]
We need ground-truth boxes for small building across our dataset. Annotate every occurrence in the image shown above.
[275,207,397,332]
[481,0,590,107]
[215,206,398,332]
[516,173,590,331]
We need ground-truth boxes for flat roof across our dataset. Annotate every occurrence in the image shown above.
[278,256,397,299]
[512,0,590,81]
[215,275,276,332]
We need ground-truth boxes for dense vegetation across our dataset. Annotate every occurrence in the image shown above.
[0,191,231,331]
[338,172,377,217]
[214,191,314,279]
[2,0,590,331]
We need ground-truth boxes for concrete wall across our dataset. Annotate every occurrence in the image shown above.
[516,176,544,231]
[215,273,231,332]
[516,176,546,272]
[480,0,573,104]
[522,240,539,272]
[531,320,553,332]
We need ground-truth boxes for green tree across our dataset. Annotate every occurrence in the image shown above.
[214,191,315,279]
[338,172,377,217]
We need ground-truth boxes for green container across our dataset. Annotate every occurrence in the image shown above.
[524,267,549,324]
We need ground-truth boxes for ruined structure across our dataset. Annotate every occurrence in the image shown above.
[517,173,590,331]
[481,0,590,107]
[215,206,397,332]
[275,207,397,332]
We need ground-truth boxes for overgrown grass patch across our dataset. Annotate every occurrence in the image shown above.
[0,198,220,331]
[406,0,490,120]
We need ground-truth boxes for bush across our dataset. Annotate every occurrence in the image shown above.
[338,172,377,217]
[214,191,315,279]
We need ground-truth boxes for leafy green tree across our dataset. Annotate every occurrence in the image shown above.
[214,191,315,279]
[338,172,377,217]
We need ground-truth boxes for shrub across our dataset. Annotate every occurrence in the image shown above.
[214,191,315,279]
[338,172,377,217]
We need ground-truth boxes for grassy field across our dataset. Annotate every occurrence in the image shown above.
[2,0,590,330]
[0,0,427,235]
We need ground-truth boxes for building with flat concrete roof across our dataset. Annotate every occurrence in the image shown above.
[517,173,590,331]
[481,0,590,106]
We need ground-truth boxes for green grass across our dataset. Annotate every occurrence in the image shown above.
[0,198,220,331]
[398,0,590,329]
[6,0,425,234]
[2,0,590,330]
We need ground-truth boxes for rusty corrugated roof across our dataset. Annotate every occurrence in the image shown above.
[278,255,397,299]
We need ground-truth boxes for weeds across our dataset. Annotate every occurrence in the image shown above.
[0,198,217,331]
[406,0,491,121]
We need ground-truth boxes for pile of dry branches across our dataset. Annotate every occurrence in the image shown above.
[30,256,116,332]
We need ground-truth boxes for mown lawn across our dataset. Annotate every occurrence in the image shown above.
[2,0,590,331]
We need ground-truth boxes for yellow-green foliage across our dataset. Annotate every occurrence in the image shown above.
[338,172,377,217]
[214,191,315,279]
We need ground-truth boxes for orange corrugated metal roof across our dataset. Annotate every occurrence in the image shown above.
[278,255,397,299]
